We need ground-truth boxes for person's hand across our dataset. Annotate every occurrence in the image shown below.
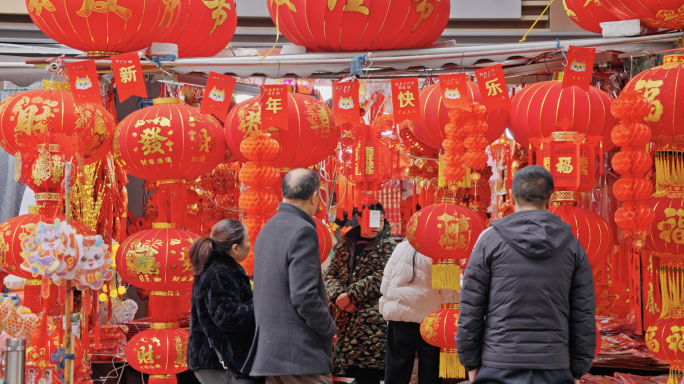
[336,293,351,309]
[344,303,356,313]
[574,379,581,384]
[468,369,479,382]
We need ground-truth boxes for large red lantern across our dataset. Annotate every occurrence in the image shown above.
[509,81,616,150]
[225,94,340,171]
[600,0,684,29]
[26,0,183,55]
[420,304,464,379]
[562,0,621,34]
[0,81,116,164]
[114,98,225,182]
[407,204,487,290]
[313,217,333,264]
[643,191,684,257]
[414,83,508,150]
[126,328,189,384]
[162,0,237,58]
[266,0,449,52]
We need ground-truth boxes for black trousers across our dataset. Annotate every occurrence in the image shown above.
[385,321,442,384]
[346,366,384,384]
[473,366,574,384]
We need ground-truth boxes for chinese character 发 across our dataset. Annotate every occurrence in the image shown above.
[485,78,503,97]
[398,91,415,108]
[266,97,283,113]
[138,127,168,155]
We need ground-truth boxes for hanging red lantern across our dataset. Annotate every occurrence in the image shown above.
[509,81,616,150]
[266,0,449,52]
[535,132,598,193]
[162,0,237,58]
[420,304,464,379]
[26,0,183,56]
[126,328,189,384]
[414,83,508,150]
[0,81,116,164]
[599,0,684,29]
[407,204,487,290]
[562,0,621,34]
[225,94,340,171]
[313,217,333,264]
[344,122,395,191]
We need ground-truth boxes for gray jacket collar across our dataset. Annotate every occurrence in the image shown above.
[277,202,316,227]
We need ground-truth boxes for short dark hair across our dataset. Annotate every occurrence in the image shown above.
[512,165,554,208]
[358,202,385,216]
[282,168,321,201]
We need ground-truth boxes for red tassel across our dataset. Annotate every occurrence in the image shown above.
[149,375,178,384]
[157,182,188,229]
[93,291,101,349]
[412,181,417,214]
[149,292,181,323]
[361,208,371,236]
[58,282,66,307]
[599,141,604,176]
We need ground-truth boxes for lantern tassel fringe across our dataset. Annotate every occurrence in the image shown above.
[667,369,683,384]
[432,264,461,291]
[659,264,684,320]
[656,153,684,194]
[149,374,178,384]
[440,350,466,379]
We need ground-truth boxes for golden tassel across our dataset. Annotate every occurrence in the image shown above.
[439,350,466,379]
[432,262,461,290]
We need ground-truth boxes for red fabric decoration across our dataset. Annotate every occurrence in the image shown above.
[126,328,189,383]
[115,98,225,182]
[599,1,684,29]
[414,83,507,150]
[26,0,183,55]
[561,0,621,34]
[266,0,450,52]
[344,121,395,191]
[313,217,333,264]
[549,205,615,267]
[225,94,339,171]
[420,304,464,379]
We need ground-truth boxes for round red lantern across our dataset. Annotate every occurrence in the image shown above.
[114,98,226,181]
[600,0,684,29]
[508,81,616,150]
[645,309,684,381]
[420,304,464,379]
[414,83,508,150]
[562,0,621,34]
[0,81,116,164]
[126,328,189,384]
[267,0,449,52]
[407,204,487,290]
[313,217,333,264]
[643,191,684,258]
[26,0,183,55]
[225,94,340,171]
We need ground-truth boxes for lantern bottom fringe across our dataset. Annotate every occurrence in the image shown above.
[439,351,466,379]
[149,374,177,384]
[432,264,462,291]
[667,370,684,384]
[149,292,181,323]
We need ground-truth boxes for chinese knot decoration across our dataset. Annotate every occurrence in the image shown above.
[420,304,464,379]
[610,92,655,245]
[238,134,281,275]
[266,0,450,52]
[344,117,395,192]
[407,204,487,290]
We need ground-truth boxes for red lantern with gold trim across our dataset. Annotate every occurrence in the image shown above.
[643,191,684,258]
[599,1,684,29]
[509,81,616,150]
[225,94,339,171]
[313,217,333,264]
[0,81,116,164]
[26,0,183,56]
[267,0,449,52]
[414,83,508,150]
[562,0,621,33]
[406,204,487,290]
[420,304,464,379]
[126,327,189,384]
[161,0,237,58]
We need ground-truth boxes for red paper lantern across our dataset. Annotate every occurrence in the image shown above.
[225,93,340,171]
[509,81,616,150]
[420,304,464,379]
[162,0,237,58]
[562,0,621,34]
[549,203,615,267]
[114,98,226,182]
[126,328,189,384]
[0,81,116,164]
[239,162,280,189]
[645,307,684,381]
[266,0,449,52]
[600,0,684,29]
[414,83,508,150]
[238,189,280,216]
[313,217,333,264]
[643,192,684,258]
[26,0,183,55]
[407,204,487,290]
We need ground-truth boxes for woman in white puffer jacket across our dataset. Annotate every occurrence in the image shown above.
[380,240,457,384]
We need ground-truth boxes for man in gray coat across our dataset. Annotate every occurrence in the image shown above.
[243,168,337,384]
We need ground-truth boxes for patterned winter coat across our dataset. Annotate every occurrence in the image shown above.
[324,220,396,376]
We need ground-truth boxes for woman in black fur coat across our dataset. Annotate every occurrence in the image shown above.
[188,219,262,384]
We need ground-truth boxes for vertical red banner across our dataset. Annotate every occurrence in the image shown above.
[66,60,102,107]
[260,85,289,131]
[391,78,421,124]
[111,53,147,102]
[474,65,511,110]
[332,81,360,126]
[438,73,470,110]
[201,72,237,122]
[563,45,596,91]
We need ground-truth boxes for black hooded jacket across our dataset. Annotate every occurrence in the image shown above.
[456,210,596,380]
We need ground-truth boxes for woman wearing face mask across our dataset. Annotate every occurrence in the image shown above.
[188,219,262,384]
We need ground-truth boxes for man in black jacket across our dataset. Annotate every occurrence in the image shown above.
[456,165,596,384]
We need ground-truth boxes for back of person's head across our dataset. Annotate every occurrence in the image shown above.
[282,168,321,201]
[189,219,246,277]
[512,165,554,210]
